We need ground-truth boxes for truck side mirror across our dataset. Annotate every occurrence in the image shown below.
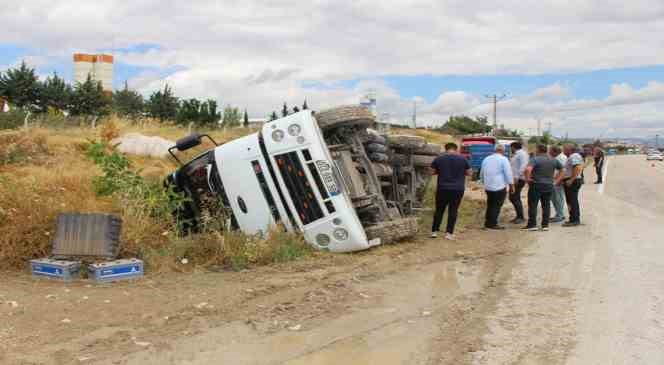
[176,134,203,151]
[168,133,220,165]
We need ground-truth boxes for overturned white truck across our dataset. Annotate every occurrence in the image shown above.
[165,106,440,252]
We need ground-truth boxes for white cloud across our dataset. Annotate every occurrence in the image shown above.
[1,1,664,137]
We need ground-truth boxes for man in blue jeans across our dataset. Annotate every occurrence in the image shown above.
[523,144,563,231]
[430,143,472,240]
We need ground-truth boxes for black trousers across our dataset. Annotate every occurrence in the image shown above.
[563,179,583,223]
[595,161,604,183]
[509,179,526,219]
[485,189,507,228]
[432,189,465,234]
[527,184,553,228]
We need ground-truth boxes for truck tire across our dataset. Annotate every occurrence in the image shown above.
[366,143,388,153]
[414,143,441,156]
[412,154,435,167]
[387,135,427,150]
[369,152,389,163]
[364,217,419,244]
[315,105,375,131]
[366,129,387,145]
[392,154,435,167]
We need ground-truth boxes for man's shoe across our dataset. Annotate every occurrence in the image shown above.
[510,218,525,224]
[521,226,539,231]
[486,225,506,230]
[430,232,438,238]
[541,226,550,231]
[445,233,456,241]
[562,221,580,227]
[550,217,565,223]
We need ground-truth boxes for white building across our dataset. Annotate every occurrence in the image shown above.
[73,53,114,92]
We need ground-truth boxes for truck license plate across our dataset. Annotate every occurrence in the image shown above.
[315,160,339,196]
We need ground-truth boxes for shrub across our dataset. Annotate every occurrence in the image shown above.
[0,109,28,130]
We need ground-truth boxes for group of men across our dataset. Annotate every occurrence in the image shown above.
[429,141,587,240]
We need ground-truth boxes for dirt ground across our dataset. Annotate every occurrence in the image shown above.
[0,188,531,365]
[5,156,662,365]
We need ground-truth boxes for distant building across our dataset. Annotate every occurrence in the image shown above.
[360,90,377,116]
[73,53,113,92]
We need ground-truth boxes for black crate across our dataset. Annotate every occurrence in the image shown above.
[52,213,122,259]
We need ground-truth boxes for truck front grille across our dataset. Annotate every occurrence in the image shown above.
[275,151,324,225]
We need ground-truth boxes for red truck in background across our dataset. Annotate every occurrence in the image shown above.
[460,136,497,160]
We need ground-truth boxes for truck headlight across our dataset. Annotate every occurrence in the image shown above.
[333,228,349,241]
[288,124,301,136]
[316,233,331,247]
[272,129,285,142]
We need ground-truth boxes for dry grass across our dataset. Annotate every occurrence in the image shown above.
[0,117,262,271]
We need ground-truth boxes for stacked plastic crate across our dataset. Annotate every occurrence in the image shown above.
[30,213,143,282]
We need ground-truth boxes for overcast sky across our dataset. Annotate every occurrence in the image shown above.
[2,0,664,138]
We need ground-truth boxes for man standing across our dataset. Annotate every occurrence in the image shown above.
[549,145,567,223]
[430,142,472,240]
[593,147,605,184]
[509,142,529,224]
[480,144,514,230]
[523,144,563,231]
[556,144,584,227]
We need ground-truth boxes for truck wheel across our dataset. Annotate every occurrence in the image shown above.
[366,133,387,145]
[387,135,426,150]
[414,143,441,156]
[315,105,375,131]
[364,217,419,244]
[412,154,435,167]
[366,143,388,153]
[369,152,389,163]
[392,154,435,167]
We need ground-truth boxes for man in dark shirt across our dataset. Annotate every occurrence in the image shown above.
[593,147,605,184]
[523,144,563,231]
[430,142,471,240]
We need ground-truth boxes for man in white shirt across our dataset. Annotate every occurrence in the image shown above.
[549,145,567,223]
[480,144,514,230]
[509,142,529,224]
[555,144,585,227]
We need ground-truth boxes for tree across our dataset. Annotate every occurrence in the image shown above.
[0,61,41,110]
[221,105,241,127]
[38,72,72,113]
[302,99,308,110]
[440,115,493,135]
[243,109,249,128]
[270,111,278,121]
[176,98,202,124]
[528,131,555,145]
[281,102,288,117]
[147,84,178,121]
[292,105,300,113]
[70,74,110,117]
[112,81,143,118]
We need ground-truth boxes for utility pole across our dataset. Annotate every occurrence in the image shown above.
[546,121,552,134]
[537,118,542,137]
[411,100,417,129]
[656,134,660,148]
[484,94,507,130]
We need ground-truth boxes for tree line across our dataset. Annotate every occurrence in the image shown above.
[0,61,246,128]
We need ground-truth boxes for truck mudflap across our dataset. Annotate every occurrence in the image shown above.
[364,217,420,245]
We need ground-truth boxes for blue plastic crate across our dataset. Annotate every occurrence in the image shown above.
[30,258,81,281]
[88,258,144,283]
